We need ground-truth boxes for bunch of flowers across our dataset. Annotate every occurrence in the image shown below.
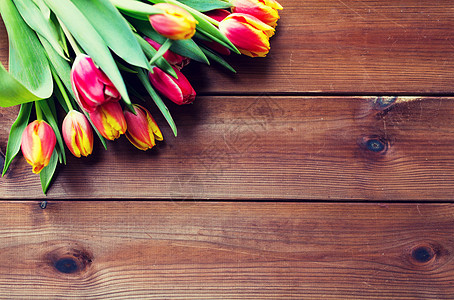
[0,0,283,193]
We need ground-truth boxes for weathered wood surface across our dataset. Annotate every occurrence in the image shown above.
[2,96,454,200]
[1,0,454,94]
[0,201,453,299]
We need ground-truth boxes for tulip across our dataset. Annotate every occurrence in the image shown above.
[145,37,190,69]
[148,66,196,105]
[62,110,94,158]
[124,104,163,151]
[21,120,56,174]
[149,3,197,40]
[203,9,232,56]
[230,0,283,28]
[89,101,127,140]
[219,13,275,57]
[71,54,121,113]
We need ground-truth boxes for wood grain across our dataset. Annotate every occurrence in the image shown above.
[0,201,452,299]
[1,96,454,200]
[1,0,454,94]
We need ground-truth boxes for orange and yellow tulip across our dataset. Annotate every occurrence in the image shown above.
[89,101,127,140]
[62,110,94,158]
[149,3,197,40]
[219,13,275,57]
[231,0,283,28]
[21,120,56,174]
[124,105,163,151]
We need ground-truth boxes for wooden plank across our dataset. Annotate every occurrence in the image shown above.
[1,96,454,200]
[1,0,454,94]
[0,201,453,299]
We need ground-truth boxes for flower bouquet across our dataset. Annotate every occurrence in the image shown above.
[0,0,283,193]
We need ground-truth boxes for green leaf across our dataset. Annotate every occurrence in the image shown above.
[2,102,33,176]
[13,0,67,59]
[0,0,53,106]
[137,68,177,137]
[36,99,66,165]
[176,0,231,12]
[40,148,58,194]
[130,18,209,64]
[110,0,163,20]
[43,0,132,108]
[72,0,150,70]
[200,45,236,73]
[38,35,74,99]
[149,38,173,65]
[135,34,177,77]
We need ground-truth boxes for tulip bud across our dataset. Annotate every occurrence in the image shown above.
[148,66,196,105]
[231,0,283,28]
[219,13,275,57]
[71,54,121,113]
[62,110,94,158]
[89,101,127,140]
[203,10,232,56]
[21,120,56,174]
[149,3,197,40]
[124,104,163,151]
[145,37,190,69]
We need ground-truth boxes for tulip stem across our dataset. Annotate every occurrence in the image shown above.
[35,102,43,121]
[51,67,74,111]
[59,18,83,56]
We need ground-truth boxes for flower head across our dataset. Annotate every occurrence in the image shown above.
[231,0,283,27]
[148,66,196,105]
[219,13,274,57]
[62,110,94,158]
[21,120,56,174]
[89,101,127,140]
[124,104,163,151]
[71,54,121,113]
[149,3,197,40]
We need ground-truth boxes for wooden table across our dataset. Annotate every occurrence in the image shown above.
[1,0,454,298]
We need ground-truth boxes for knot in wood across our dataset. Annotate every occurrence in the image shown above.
[373,96,397,110]
[46,246,93,275]
[358,135,389,155]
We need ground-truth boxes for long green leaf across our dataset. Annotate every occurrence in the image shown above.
[137,68,177,137]
[2,102,33,176]
[200,45,236,73]
[13,0,67,59]
[40,148,58,194]
[72,0,150,70]
[135,34,177,77]
[176,0,231,12]
[110,0,163,20]
[130,18,209,64]
[0,0,52,106]
[43,0,132,108]
[149,38,173,65]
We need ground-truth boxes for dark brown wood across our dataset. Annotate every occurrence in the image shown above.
[0,201,453,299]
[1,0,454,94]
[1,96,454,200]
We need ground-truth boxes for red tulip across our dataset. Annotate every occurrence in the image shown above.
[89,101,127,140]
[62,110,94,158]
[149,3,197,40]
[71,54,121,113]
[219,13,275,57]
[145,37,190,69]
[231,0,283,28]
[148,66,196,105]
[124,104,163,151]
[21,120,56,174]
